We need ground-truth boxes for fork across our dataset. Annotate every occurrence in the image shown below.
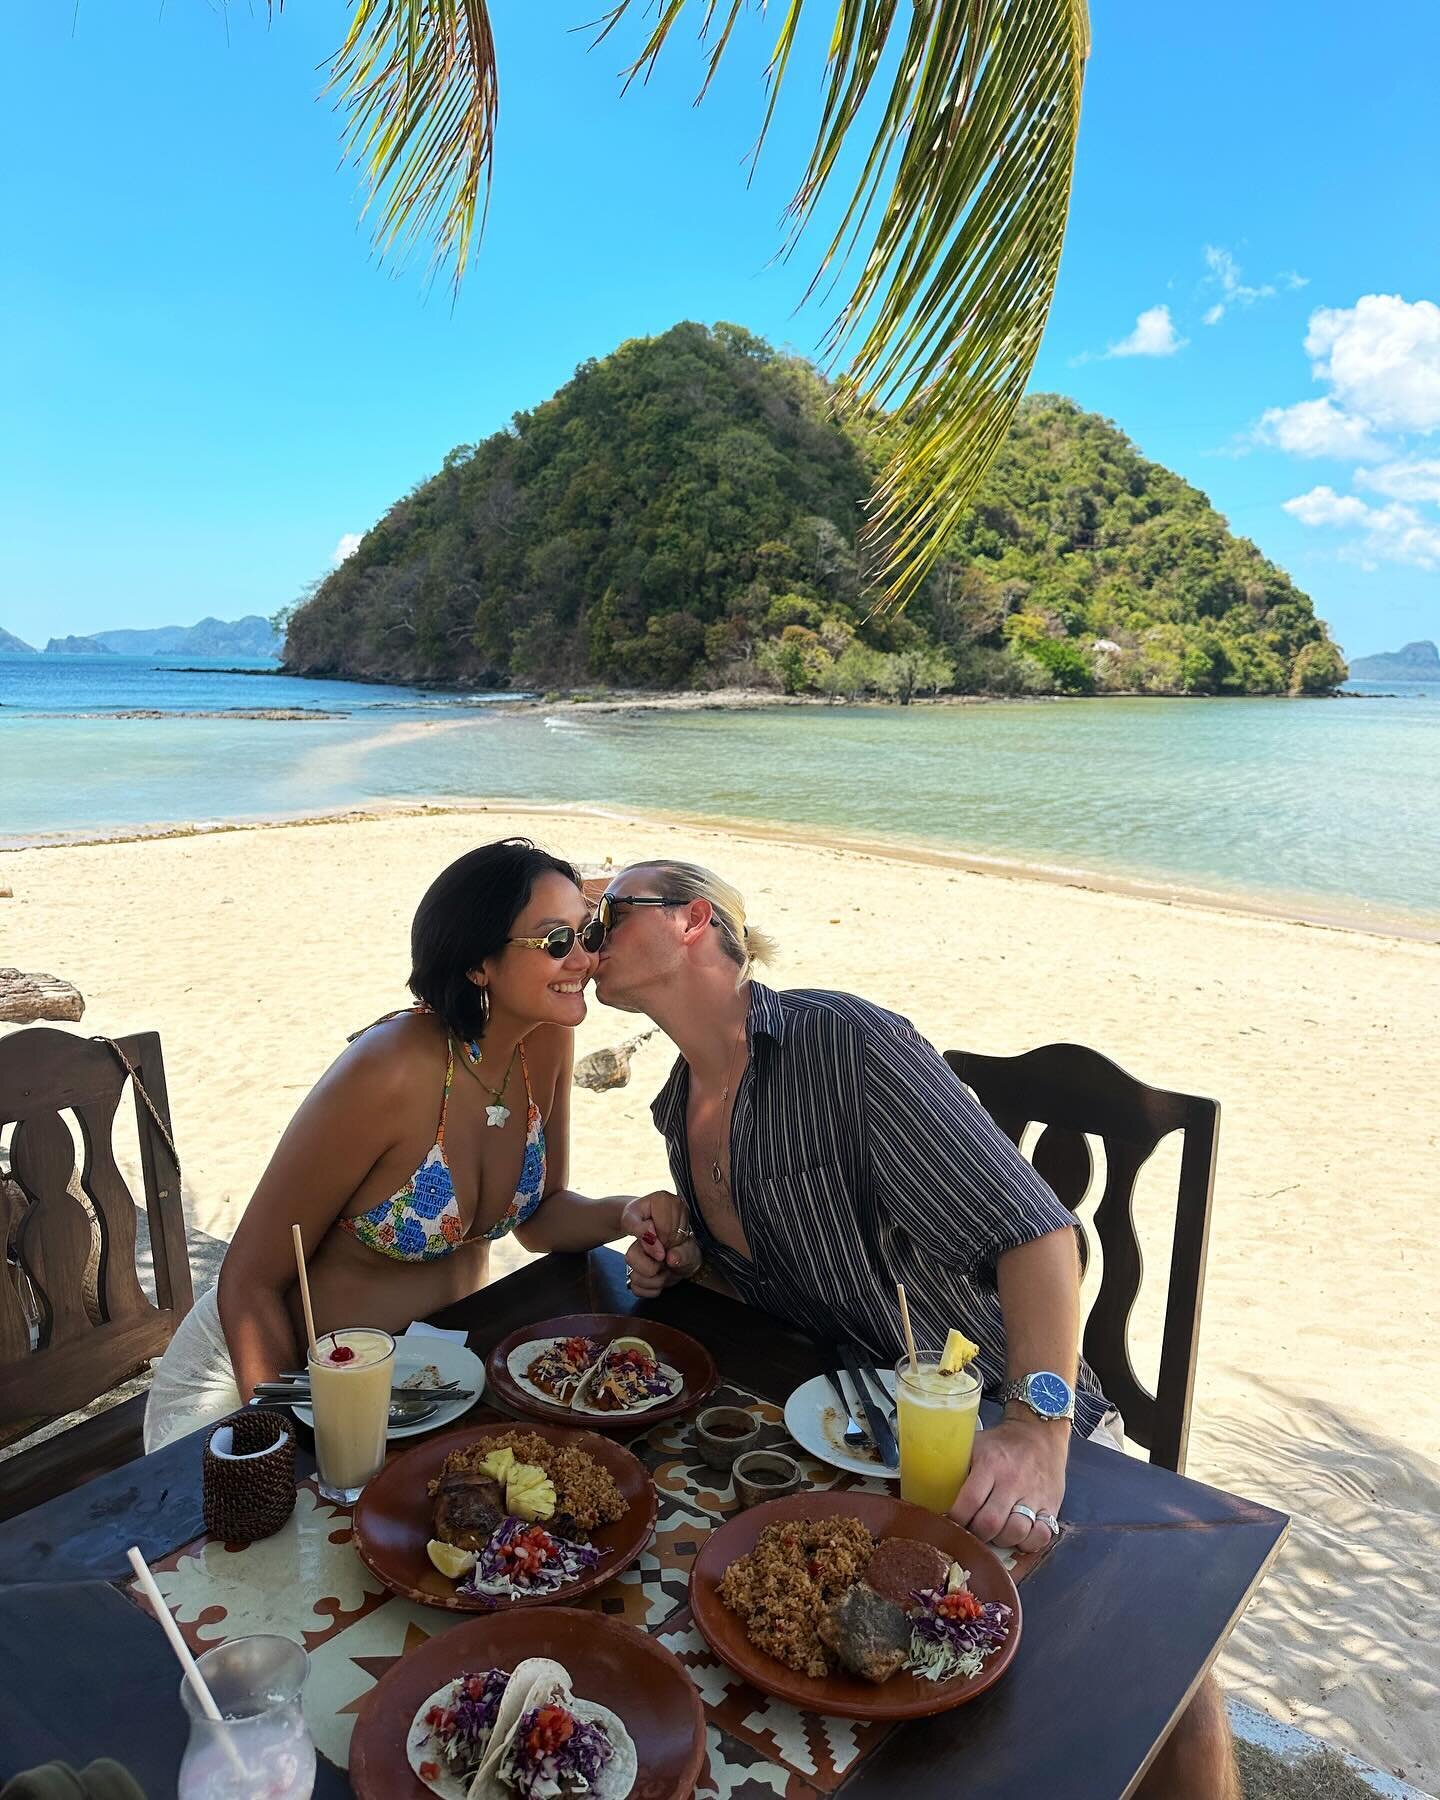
[823,1371,868,1447]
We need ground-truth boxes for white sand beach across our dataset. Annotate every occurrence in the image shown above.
[2,805,1436,1789]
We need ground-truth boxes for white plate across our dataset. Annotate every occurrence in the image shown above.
[292,1335,486,1440]
[782,1367,982,1480]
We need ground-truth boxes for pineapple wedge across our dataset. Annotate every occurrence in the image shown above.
[939,1328,981,1374]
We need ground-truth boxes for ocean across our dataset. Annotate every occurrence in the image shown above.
[2,654,1436,934]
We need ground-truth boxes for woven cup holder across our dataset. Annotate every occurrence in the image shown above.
[203,1408,297,1543]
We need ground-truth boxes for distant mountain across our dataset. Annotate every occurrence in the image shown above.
[0,627,36,654]
[1348,640,1440,682]
[46,635,115,655]
[90,615,283,658]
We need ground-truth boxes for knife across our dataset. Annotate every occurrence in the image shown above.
[837,1342,899,1468]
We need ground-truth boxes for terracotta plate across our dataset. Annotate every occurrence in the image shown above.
[485,1313,718,1430]
[351,1422,657,1612]
[349,1606,707,1800]
[689,1489,1022,1720]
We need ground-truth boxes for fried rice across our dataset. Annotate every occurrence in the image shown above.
[436,1431,625,1534]
[717,1517,875,1678]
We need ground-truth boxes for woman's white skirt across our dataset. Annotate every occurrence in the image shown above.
[143,1285,242,1452]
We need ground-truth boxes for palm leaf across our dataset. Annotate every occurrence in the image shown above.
[594,0,1091,601]
[313,0,498,289]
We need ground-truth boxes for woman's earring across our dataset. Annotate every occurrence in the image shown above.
[477,985,490,1032]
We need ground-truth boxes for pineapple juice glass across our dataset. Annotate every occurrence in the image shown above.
[895,1352,982,1514]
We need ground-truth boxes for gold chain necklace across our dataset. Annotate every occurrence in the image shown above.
[709,1016,748,1187]
[455,1038,519,1128]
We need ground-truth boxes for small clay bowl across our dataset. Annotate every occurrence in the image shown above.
[733,1449,802,1508]
[695,1406,762,1469]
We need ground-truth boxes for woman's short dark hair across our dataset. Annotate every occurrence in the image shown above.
[408,839,581,1039]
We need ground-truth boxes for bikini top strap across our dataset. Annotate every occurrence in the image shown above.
[518,1038,535,1110]
[437,1039,456,1146]
[346,1003,429,1045]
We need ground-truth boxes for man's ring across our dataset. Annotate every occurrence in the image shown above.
[1010,1503,1038,1524]
[624,1268,635,1289]
[1037,1511,1060,1536]
[672,1224,695,1243]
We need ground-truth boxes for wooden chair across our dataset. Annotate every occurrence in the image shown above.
[945,1043,1219,1474]
[0,1027,193,1520]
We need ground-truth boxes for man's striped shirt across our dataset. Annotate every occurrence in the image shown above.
[651,981,1110,1438]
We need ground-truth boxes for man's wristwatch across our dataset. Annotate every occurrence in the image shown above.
[998,1371,1076,1422]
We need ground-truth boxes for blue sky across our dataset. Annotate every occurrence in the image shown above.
[3,3,1437,660]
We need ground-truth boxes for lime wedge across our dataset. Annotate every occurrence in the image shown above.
[939,1328,980,1374]
[426,1538,477,1580]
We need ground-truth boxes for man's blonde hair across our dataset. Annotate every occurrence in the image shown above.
[635,860,777,983]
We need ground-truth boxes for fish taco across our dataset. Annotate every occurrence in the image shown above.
[570,1337,683,1416]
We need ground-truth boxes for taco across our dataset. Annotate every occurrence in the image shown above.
[512,1335,603,1406]
[406,1667,513,1800]
[472,1658,636,1800]
[571,1337,683,1416]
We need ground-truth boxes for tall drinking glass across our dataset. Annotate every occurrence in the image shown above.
[178,1634,316,1800]
[895,1352,982,1515]
[307,1327,395,1503]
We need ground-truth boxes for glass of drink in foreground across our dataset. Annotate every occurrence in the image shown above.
[307,1326,395,1504]
[179,1634,316,1800]
[895,1351,982,1515]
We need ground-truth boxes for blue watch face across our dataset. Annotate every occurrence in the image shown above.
[1027,1372,1073,1417]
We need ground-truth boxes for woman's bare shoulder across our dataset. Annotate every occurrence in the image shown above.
[319,1008,448,1104]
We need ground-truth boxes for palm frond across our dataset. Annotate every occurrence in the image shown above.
[599,0,1091,601]
[321,0,498,289]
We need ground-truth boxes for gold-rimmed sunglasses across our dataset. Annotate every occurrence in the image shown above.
[507,916,609,959]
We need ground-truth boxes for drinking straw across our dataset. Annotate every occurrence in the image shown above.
[291,1223,319,1360]
[126,1545,245,1776]
[896,1282,919,1373]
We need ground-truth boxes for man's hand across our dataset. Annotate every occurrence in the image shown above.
[949,1417,1068,1555]
[618,1191,702,1298]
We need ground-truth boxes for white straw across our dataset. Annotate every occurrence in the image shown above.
[291,1223,319,1360]
[127,1545,246,1776]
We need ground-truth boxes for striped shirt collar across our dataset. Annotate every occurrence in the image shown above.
[650,980,784,1135]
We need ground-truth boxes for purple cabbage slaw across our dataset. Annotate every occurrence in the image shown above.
[459,1517,602,1601]
[427,1668,510,1776]
[907,1585,1013,1684]
[502,1705,614,1799]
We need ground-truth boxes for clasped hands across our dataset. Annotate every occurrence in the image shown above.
[618,1190,702,1298]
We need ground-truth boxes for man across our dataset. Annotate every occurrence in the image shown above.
[593,857,1238,1800]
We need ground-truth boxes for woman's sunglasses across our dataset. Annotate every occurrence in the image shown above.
[508,916,609,959]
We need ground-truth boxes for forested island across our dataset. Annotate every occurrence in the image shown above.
[282,322,1347,700]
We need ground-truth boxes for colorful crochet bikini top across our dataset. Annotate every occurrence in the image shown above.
[339,1037,546,1262]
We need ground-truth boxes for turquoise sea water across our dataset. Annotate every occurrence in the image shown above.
[2,655,1436,932]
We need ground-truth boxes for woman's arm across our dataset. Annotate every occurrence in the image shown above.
[218,1041,407,1398]
[511,1029,632,1253]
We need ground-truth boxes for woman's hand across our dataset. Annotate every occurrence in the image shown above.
[618,1190,701,1297]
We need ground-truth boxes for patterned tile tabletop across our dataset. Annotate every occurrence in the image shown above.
[132,1387,1039,1798]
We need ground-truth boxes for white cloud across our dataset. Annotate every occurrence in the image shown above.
[1356,457,1440,503]
[1304,294,1440,434]
[332,533,362,565]
[1105,305,1186,359]
[1254,397,1386,460]
[1284,486,1440,568]
[1199,245,1306,325]
[1282,486,1371,528]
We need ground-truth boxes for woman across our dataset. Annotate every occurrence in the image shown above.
[144,838,639,1450]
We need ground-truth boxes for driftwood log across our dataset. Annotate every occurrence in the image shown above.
[573,1030,657,1093]
[0,969,85,1024]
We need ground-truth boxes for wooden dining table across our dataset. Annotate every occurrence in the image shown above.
[0,1248,1288,1798]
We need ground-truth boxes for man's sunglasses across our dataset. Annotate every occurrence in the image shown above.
[593,894,687,936]
[508,917,609,958]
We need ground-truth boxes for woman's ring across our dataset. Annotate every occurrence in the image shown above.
[1010,1502,1038,1524]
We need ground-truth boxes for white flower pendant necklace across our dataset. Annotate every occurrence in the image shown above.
[459,1037,518,1128]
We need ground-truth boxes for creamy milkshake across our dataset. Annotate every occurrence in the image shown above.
[307,1327,395,1502]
